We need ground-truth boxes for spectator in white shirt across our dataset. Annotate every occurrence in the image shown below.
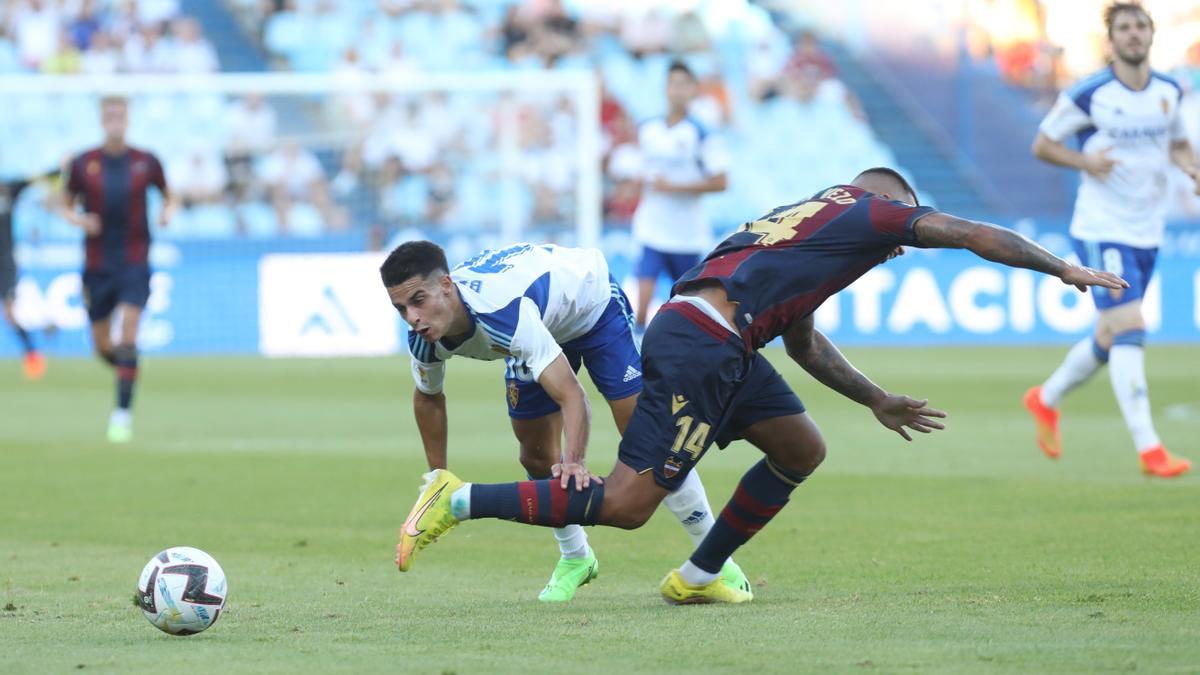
[170,17,218,74]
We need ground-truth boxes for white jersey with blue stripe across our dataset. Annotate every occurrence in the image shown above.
[631,115,730,254]
[1039,66,1186,248]
[408,243,613,394]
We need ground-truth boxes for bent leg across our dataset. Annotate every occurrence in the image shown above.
[685,413,823,580]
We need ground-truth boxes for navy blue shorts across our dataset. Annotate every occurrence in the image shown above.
[82,265,151,322]
[505,280,643,419]
[636,245,700,283]
[618,299,806,490]
[1072,238,1157,311]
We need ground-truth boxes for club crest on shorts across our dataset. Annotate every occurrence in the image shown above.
[507,381,519,409]
[664,456,683,479]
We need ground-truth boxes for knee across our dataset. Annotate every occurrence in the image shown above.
[95,346,117,366]
[774,437,826,476]
[599,496,655,530]
[607,505,653,530]
[517,445,554,479]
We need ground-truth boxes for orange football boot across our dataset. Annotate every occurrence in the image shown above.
[23,351,46,381]
[1023,386,1061,459]
[1139,446,1190,478]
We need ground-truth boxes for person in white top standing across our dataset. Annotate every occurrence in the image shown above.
[1024,2,1200,478]
[631,60,729,335]
[380,240,750,601]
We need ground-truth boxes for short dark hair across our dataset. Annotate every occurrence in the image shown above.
[380,240,449,288]
[855,167,919,206]
[1104,2,1153,37]
[667,59,696,81]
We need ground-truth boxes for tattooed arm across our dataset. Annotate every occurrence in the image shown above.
[782,316,946,441]
[912,213,1126,292]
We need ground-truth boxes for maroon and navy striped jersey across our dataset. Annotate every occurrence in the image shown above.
[66,147,167,271]
[672,185,935,351]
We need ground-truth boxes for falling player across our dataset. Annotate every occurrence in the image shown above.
[381,240,749,601]
[630,60,728,337]
[60,96,174,443]
[1024,2,1197,477]
[393,168,1127,604]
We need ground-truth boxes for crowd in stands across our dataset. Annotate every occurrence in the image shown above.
[3,0,899,242]
[0,0,219,74]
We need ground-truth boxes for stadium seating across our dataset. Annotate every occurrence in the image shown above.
[1,1,909,242]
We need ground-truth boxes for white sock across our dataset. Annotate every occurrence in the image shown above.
[1108,345,1161,452]
[110,408,131,426]
[679,560,718,586]
[552,526,590,559]
[450,484,472,520]
[1041,338,1105,408]
[662,470,717,547]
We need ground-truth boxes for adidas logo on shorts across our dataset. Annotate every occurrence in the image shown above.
[622,365,642,382]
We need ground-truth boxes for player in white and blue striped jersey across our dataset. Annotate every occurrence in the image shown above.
[380,240,749,600]
[1026,2,1198,477]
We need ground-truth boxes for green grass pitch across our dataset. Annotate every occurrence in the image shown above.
[2,346,1198,673]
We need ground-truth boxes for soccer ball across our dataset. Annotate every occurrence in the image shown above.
[135,546,228,635]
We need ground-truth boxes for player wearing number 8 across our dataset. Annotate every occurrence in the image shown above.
[1024,2,1198,476]
[396,168,1127,604]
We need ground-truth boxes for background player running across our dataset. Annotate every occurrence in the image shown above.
[630,60,728,338]
[1024,2,1197,478]
[394,168,1126,604]
[1,174,57,380]
[381,240,748,601]
[60,96,174,443]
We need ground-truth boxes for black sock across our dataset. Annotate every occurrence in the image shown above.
[114,345,138,410]
[689,459,810,574]
[11,323,34,354]
[469,477,604,527]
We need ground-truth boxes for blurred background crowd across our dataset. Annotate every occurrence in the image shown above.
[1,0,1198,245]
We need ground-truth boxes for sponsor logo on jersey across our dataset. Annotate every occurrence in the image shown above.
[623,365,641,382]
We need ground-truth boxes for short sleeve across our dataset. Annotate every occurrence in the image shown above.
[410,358,445,395]
[149,154,167,192]
[1169,93,1187,142]
[867,196,935,247]
[407,330,446,394]
[1039,92,1091,143]
[700,133,730,176]
[506,298,564,382]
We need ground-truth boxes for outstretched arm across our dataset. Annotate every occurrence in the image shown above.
[782,316,946,441]
[913,212,1127,292]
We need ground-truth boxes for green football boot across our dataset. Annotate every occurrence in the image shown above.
[107,418,133,444]
[719,559,753,598]
[537,550,599,602]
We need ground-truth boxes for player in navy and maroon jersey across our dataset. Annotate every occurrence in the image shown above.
[394,167,1127,604]
[61,96,175,443]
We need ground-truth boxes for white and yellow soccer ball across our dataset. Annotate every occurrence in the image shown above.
[136,546,228,635]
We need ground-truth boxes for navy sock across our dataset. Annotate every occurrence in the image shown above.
[689,459,809,574]
[11,323,34,354]
[114,345,138,410]
[470,477,604,527]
